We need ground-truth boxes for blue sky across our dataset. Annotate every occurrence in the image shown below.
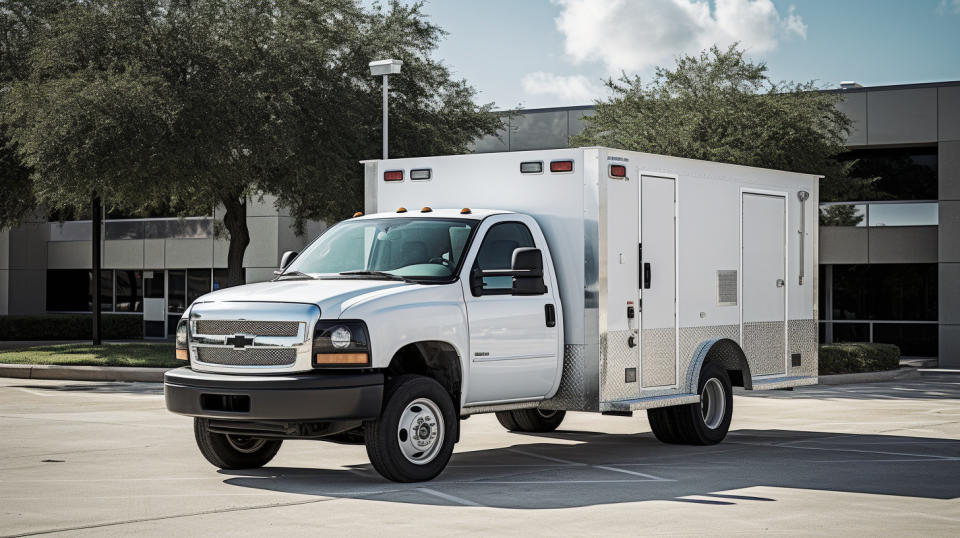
[412,0,960,109]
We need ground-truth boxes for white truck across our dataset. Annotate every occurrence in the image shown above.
[165,147,820,482]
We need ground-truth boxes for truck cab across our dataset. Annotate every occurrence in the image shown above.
[166,208,564,482]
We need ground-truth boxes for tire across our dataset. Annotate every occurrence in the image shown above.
[364,375,457,482]
[495,409,566,433]
[193,418,282,469]
[647,362,733,445]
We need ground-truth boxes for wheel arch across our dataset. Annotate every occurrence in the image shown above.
[686,338,752,391]
[386,340,464,407]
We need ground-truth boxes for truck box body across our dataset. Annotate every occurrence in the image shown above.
[364,147,820,412]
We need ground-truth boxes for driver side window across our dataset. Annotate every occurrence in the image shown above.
[473,222,535,290]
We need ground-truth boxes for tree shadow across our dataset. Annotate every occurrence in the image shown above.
[218,428,960,509]
[10,382,162,395]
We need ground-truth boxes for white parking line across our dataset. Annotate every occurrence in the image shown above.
[505,448,585,466]
[593,466,673,481]
[418,487,483,507]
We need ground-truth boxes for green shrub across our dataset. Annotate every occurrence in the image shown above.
[0,314,144,340]
[818,342,900,375]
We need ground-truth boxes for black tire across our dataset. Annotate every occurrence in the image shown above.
[675,362,734,445]
[647,406,683,444]
[364,375,457,483]
[193,418,282,469]
[495,409,566,433]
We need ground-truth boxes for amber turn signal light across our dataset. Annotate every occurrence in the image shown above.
[314,353,369,365]
[175,348,189,360]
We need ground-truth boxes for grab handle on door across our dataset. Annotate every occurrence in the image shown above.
[544,304,556,327]
[776,278,785,288]
[643,263,652,289]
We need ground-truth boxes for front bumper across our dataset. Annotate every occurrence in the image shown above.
[164,367,383,421]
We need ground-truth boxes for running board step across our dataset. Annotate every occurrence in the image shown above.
[601,393,700,412]
[750,375,819,391]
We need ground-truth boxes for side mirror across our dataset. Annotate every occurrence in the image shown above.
[511,247,546,295]
[279,250,298,270]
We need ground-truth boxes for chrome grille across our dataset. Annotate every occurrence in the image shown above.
[196,347,297,367]
[195,320,300,337]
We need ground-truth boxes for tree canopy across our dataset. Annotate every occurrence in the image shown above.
[2,0,501,284]
[571,44,874,202]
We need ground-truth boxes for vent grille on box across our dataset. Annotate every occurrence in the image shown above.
[717,270,737,306]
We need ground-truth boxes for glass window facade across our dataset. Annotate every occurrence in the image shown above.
[46,270,112,312]
[840,147,938,201]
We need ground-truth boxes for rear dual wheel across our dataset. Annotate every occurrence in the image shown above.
[647,361,733,445]
[496,408,566,433]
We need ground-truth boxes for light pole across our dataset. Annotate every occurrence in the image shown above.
[368,59,403,159]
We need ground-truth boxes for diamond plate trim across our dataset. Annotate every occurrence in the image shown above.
[678,324,740,393]
[641,328,676,387]
[195,347,297,367]
[600,330,640,402]
[788,319,818,378]
[195,320,300,337]
[541,344,593,411]
[744,321,786,376]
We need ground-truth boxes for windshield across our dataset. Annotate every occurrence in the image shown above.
[285,218,477,281]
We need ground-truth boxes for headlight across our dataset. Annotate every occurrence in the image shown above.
[175,319,189,361]
[313,320,370,367]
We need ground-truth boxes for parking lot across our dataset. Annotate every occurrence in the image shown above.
[2,372,959,536]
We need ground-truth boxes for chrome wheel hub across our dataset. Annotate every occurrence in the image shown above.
[397,398,444,465]
[700,377,726,430]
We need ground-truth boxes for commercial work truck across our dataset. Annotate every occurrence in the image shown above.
[165,147,820,482]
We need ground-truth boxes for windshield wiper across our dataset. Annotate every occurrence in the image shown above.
[274,271,316,281]
[338,270,411,282]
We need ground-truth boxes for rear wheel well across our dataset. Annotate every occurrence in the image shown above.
[386,341,462,406]
[700,338,751,389]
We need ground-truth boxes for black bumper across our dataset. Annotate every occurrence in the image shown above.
[164,367,383,421]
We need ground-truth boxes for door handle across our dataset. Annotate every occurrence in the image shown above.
[544,304,556,327]
[776,278,785,288]
[643,263,652,289]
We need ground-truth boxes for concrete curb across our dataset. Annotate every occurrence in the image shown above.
[0,364,172,383]
[818,367,921,385]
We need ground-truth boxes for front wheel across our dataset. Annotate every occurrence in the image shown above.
[496,408,566,433]
[364,375,457,482]
[193,418,282,469]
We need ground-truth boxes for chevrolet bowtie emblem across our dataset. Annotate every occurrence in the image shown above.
[225,334,255,349]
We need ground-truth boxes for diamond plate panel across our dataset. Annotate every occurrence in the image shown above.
[744,321,786,375]
[600,330,640,402]
[195,320,300,337]
[789,319,818,378]
[540,344,593,411]
[678,324,740,393]
[195,347,297,366]
[641,328,676,387]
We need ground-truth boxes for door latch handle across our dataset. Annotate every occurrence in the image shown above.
[643,263,652,289]
[544,304,556,327]
[776,279,785,288]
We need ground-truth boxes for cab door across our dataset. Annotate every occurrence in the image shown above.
[461,217,561,404]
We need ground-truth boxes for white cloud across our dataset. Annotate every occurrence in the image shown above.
[521,71,605,104]
[937,0,960,14]
[552,0,807,73]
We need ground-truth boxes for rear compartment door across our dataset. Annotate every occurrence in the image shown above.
[741,192,787,375]
[640,175,678,388]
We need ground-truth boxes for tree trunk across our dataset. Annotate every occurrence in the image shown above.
[221,194,250,288]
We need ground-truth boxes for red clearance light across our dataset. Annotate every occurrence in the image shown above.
[550,160,574,173]
[384,170,403,181]
[609,164,627,178]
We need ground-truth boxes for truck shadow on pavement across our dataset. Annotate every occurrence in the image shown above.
[218,428,960,509]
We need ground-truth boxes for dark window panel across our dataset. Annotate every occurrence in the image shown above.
[873,323,938,357]
[832,323,870,343]
[836,147,938,202]
[831,264,937,321]
[168,270,186,313]
[115,270,143,312]
[46,270,90,311]
[187,269,211,306]
[213,269,238,291]
[143,270,164,299]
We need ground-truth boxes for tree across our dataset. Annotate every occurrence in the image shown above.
[3,0,501,285]
[571,44,874,201]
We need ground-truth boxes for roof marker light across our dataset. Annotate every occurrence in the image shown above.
[352,211,364,218]
[410,168,431,180]
[609,164,627,178]
[460,208,472,214]
[520,161,543,174]
[421,206,432,213]
[384,170,403,181]
[550,160,574,173]
[396,207,407,213]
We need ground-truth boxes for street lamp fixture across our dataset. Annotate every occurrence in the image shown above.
[369,59,402,160]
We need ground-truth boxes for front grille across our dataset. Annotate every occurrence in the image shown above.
[195,347,297,367]
[195,320,300,337]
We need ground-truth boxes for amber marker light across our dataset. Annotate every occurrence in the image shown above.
[396,207,407,213]
[421,206,432,213]
[314,353,369,365]
[175,348,189,360]
[352,211,364,217]
[460,208,472,214]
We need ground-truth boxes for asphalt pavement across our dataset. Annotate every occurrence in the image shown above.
[1,372,959,536]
